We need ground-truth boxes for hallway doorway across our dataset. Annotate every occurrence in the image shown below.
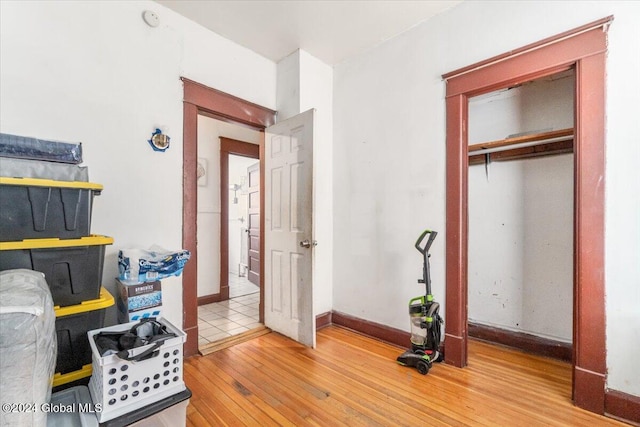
[181,77,276,357]
[197,134,262,350]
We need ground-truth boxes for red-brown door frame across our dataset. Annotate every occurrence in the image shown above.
[182,78,276,357]
[219,137,260,303]
[442,17,611,414]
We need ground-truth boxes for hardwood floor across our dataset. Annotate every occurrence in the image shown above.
[184,325,627,426]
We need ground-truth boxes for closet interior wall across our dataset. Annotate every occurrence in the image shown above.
[467,71,575,344]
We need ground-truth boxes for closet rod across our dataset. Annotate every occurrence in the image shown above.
[468,128,573,155]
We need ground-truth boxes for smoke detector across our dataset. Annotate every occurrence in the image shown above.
[142,10,160,28]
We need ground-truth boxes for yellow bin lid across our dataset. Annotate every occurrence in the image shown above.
[53,364,92,387]
[55,287,115,316]
[0,235,114,251]
[0,176,103,191]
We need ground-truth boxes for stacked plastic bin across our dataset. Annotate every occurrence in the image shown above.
[0,133,114,391]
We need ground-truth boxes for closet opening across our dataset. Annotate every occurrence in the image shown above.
[442,17,610,414]
[467,70,575,363]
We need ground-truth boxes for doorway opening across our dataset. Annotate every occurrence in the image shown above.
[181,78,276,357]
[195,117,263,351]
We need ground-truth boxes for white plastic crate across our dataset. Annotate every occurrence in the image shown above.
[87,317,186,423]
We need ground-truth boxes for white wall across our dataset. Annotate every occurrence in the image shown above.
[469,161,526,331]
[468,73,575,144]
[468,74,574,342]
[196,116,260,297]
[0,0,276,327]
[300,50,334,316]
[333,1,640,396]
[276,49,334,315]
[521,155,574,339]
[276,51,301,122]
[469,156,574,342]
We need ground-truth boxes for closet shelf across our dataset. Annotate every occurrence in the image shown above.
[468,128,573,154]
[468,128,573,165]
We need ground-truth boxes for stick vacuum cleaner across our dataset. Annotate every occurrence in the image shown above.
[396,229,443,375]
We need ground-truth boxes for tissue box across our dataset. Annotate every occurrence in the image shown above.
[116,279,162,323]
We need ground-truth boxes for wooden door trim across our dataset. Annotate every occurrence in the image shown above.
[182,78,275,356]
[443,16,611,414]
[182,78,276,129]
[219,137,260,303]
[442,16,612,82]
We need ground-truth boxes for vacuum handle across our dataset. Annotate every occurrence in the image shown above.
[415,229,438,255]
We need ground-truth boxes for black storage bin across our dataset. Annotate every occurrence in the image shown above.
[55,287,114,375]
[0,177,102,241]
[0,235,113,307]
[52,366,92,393]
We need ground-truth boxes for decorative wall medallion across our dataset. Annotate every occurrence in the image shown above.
[197,158,207,187]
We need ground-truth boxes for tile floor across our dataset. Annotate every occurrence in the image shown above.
[229,273,259,299]
[197,275,261,348]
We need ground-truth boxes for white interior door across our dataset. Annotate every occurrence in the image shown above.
[264,109,315,348]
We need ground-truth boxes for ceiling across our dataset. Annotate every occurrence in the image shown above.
[155,0,462,66]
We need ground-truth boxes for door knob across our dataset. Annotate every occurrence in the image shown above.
[299,239,317,248]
